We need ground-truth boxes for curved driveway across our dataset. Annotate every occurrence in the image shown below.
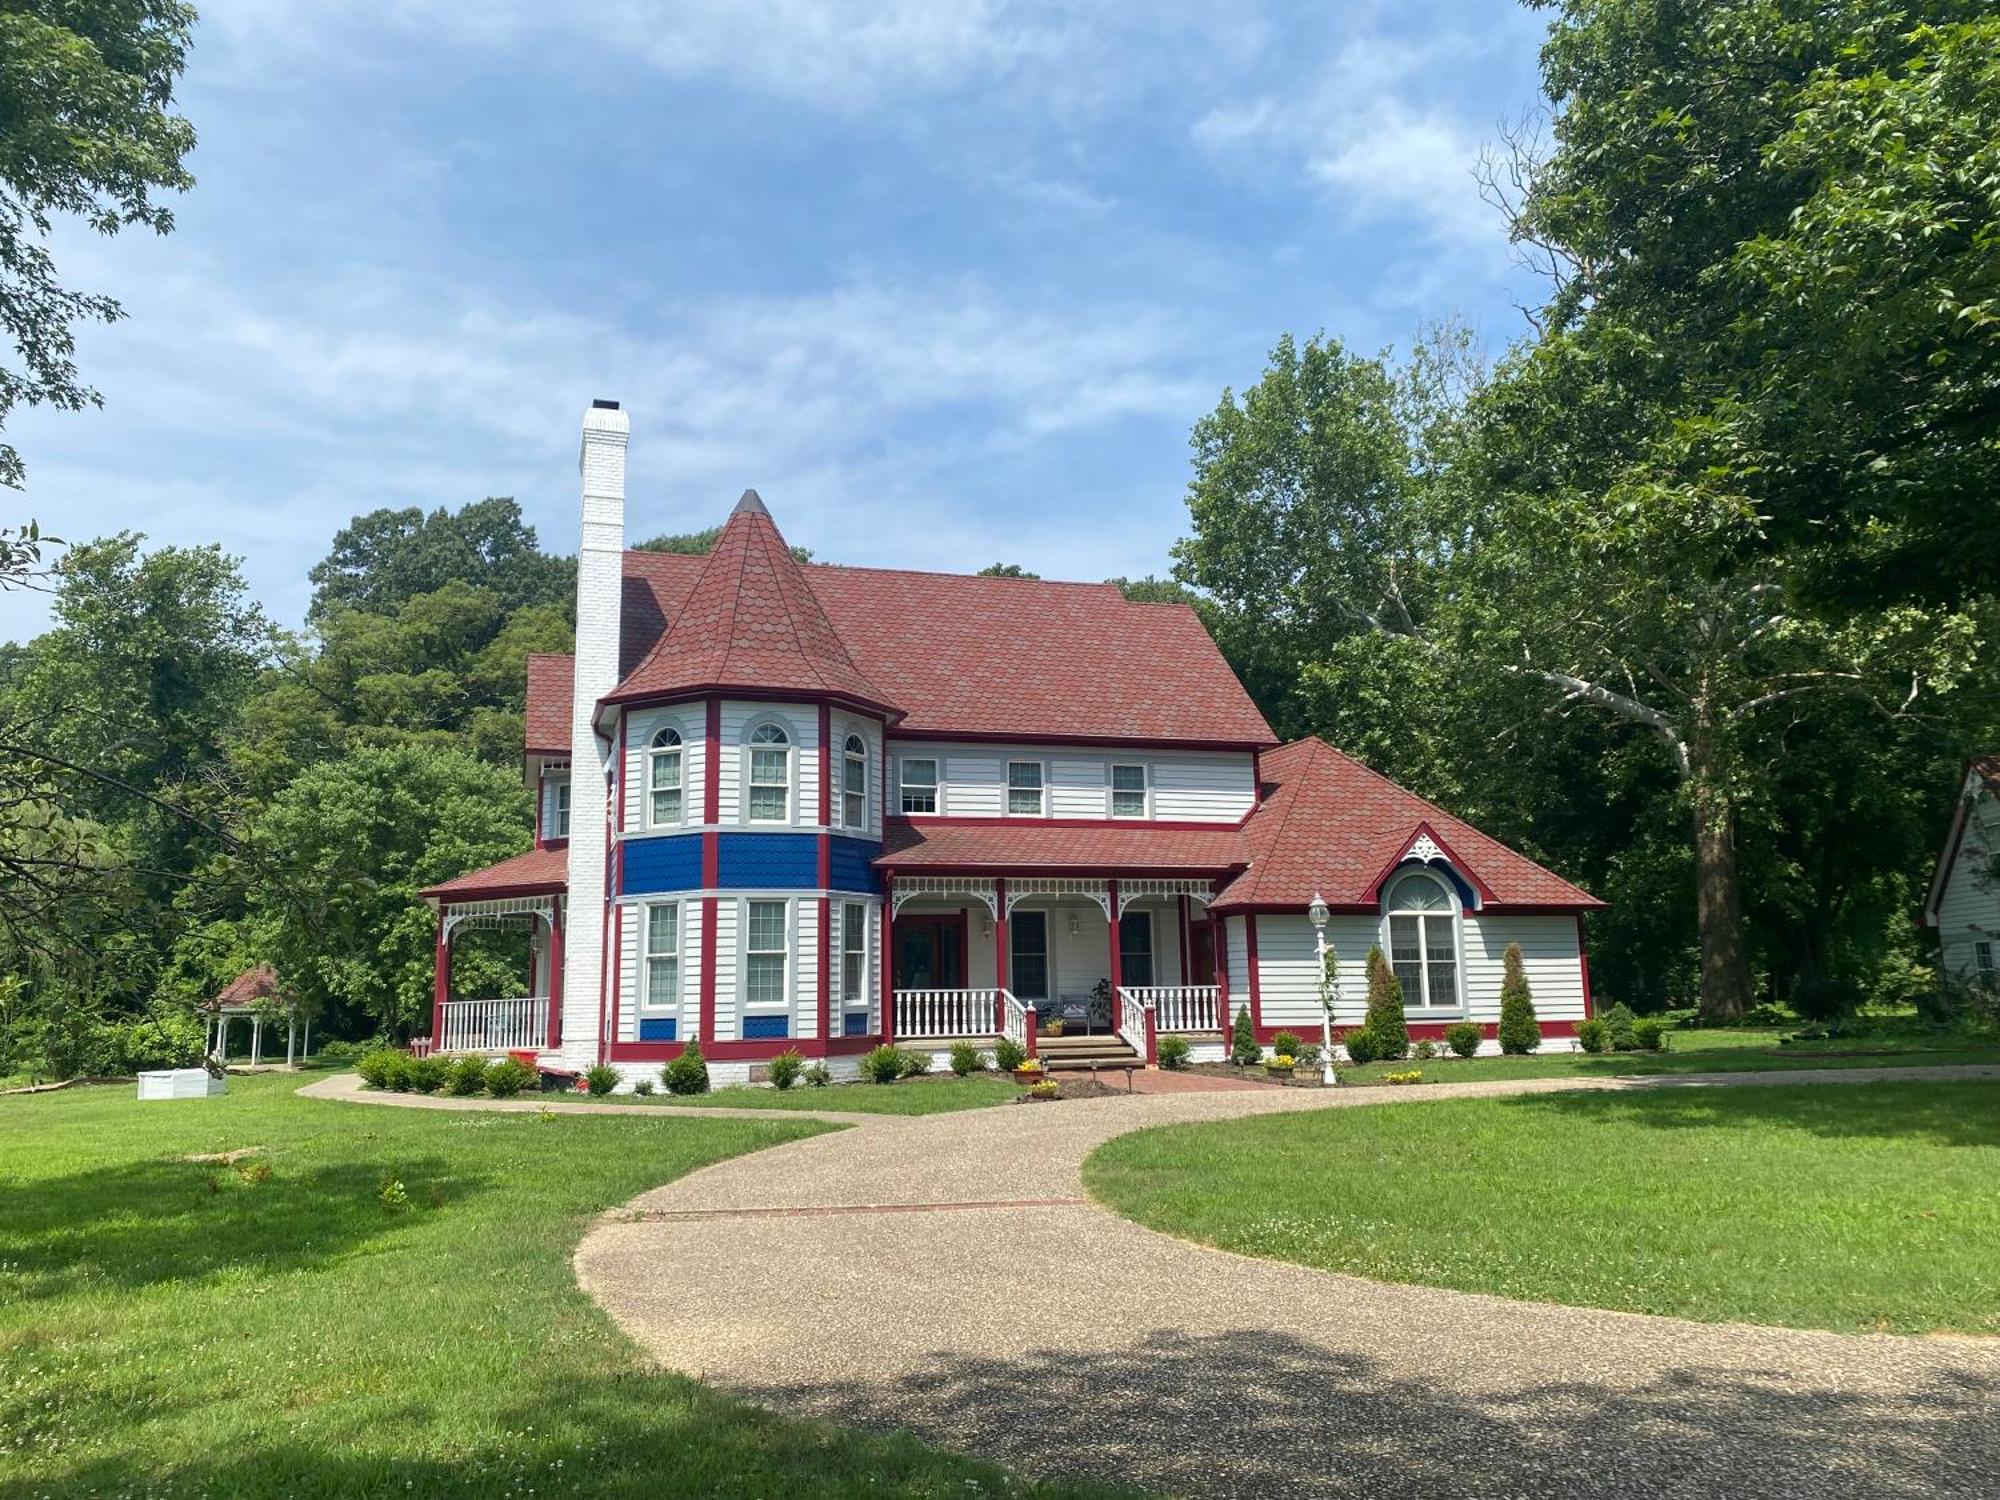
[567,1065,2000,1500]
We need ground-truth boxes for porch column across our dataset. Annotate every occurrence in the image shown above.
[1178,894,1190,985]
[993,878,1009,1032]
[880,877,895,1043]
[251,1016,262,1067]
[1215,919,1231,1047]
[432,912,450,1045]
[286,1016,297,1068]
[1245,913,1264,1033]
[547,904,565,1050]
[1107,880,1123,1006]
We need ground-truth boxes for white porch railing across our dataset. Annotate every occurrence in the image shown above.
[894,988,1002,1040]
[1002,991,1034,1050]
[1117,987,1151,1057]
[1123,985,1220,1034]
[436,997,548,1054]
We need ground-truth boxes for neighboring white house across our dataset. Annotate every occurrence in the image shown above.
[1924,758,2000,988]
[419,404,1605,1084]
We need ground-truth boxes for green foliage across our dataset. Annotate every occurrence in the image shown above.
[1270,1029,1303,1060]
[767,1048,804,1090]
[1603,1003,1640,1052]
[860,1044,908,1084]
[898,1047,931,1078]
[974,562,1038,578]
[407,1054,449,1094]
[308,499,572,620]
[993,1036,1027,1073]
[445,1053,489,1096]
[1339,1027,1379,1066]
[1496,942,1541,1055]
[803,1061,832,1087]
[1412,1039,1438,1062]
[583,1063,619,1097]
[1359,947,1409,1061]
[663,1038,710,1096]
[1230,1004,1261,1065]
[947,1040,984,1076]
[1576,1018,1611,1054]
[379,1051,416,1092]
[1445,1021,1482,1059]
[1157,1033,1192,1070]
[484,1057,535,1098]
[1632,1018,1668,1053]
[635,526,811,563]
[632,1076,655,1096]
[1791,971,1863,1024]
[355,1047,399,1088]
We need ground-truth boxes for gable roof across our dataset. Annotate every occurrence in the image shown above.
[1923,756,2000,925]
[421,845,569,902]
[206,963,283,1011]
[605,492,902,718]
[1212,737,1602,913]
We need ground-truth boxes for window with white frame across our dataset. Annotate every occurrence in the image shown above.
[642,902,679,1011]
[1007,760,1045,816]
[746,724,791,822]
[841,900,866,1007]
[900,756,938,814]
[843,733,867,829]
[1386,871,1459,1010]
[1978,940,1995,974]
[745,899,789,1005]
[648,728,683,826]
[1110,763,1147,819]
[552,779,572,838]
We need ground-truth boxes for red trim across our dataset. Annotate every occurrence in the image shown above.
[431,915,448,1043]
[1177,893,1190,985]
[1244,913,1263,1031]
[1252,1020,1586,1044]
[817,704,832,827]
[993,878,1010,1026]
[891,813,1254,833]
[1107,879,1123,999]
[878,862,1247,880]
[699,895,718,1043]
[1209,899,1601,916]
[1576,913,1595,1019]
[880,879,895,1044]
[601,682,904,724]
[1215,917,1231,1043]
[426,878,567,903]
[890,728,1275,752]
[702,699,721,886]
[607,887,623,1062]
[609,1035,884,1064]
[1362,821,1500,908]
[547,902,565,1049]
[817,895,832,1044]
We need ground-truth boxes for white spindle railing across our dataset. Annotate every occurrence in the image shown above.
[1002,991,1033,1049]
[437,997,548,1054]
[1117,987,1151,1056]
[1121,985,1219,1033]
[894,988,1001,1040]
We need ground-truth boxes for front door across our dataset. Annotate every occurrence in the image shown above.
[1188,920,1215,985]
[893,915,966,991]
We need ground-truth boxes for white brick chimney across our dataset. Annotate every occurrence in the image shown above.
[562,400,628,1064]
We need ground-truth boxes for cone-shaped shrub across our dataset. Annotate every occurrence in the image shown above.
[1230,1003,1262,1065]
[1362,946,1409,1061]
[1496,941,1541,1054]
[664,1036,710,1095]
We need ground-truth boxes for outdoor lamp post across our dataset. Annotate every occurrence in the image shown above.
[1308,892,1337,1086]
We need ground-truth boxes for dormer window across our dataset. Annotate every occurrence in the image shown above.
[552,779,571,839]
[648,728,683,826]
[842,733,867,829]
[747,723,792,823]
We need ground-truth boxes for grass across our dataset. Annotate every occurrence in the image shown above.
[0,1073,1124,1498]
[589,1073,1021,1114]
[1084,1079,2000,1334]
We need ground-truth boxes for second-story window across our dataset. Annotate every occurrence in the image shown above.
[1007,760,1045,816]
[843,733,867,829]
[1110,764,1147,818]
[552,780,571,838]
[900,757,938,814]
[747,723,791,822]
[648,728,683,826]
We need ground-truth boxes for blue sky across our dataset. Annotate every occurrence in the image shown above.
[4,1,1552,643]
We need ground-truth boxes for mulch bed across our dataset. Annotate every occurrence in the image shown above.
[1012,1076,1131,1103]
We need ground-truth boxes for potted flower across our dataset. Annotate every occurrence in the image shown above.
[1265,1053,1297,1078]
[1012,1057,1046,1086]
[1025,1079,1060,1102]
[1043,1017,1066,1038]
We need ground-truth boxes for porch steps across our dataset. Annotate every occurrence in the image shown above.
[1037,1033,1142,1072]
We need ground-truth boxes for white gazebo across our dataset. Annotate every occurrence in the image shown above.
[202,965,307,1067]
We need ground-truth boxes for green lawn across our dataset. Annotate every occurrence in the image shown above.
[589,1074,1021,1114]
[0,1074,1124,1498]
[1084,1079,2000,1333]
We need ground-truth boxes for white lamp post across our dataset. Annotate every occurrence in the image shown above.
[1308,892,1337,1086]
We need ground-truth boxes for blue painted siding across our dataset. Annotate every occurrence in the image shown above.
[623,835,703,894]
[638,1018,679,1042]
[842,1011,869,1037]
[742,1014,790,1040]
[717,832,817,888]
[829,836,884,894]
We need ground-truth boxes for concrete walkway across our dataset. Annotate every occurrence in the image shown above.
[562,1065,2000,1500]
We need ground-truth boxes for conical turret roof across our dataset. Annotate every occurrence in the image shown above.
[603,492,902,718]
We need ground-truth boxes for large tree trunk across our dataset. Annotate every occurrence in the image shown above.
[1689,754,1754,1024]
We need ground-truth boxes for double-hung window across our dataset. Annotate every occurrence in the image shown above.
[1110,764,1147,819]
[900,757,938,814]
[552,779,572,838]
[1386,872,1459,1011]
[648,728,683,826]
[745,900,789,1006]
[841,901,867,1028]
[643,902,679,1012]
[1979,940,1996,974]
[1007,761,1045,816]
[746,724,790,822]
[843,733,867,829]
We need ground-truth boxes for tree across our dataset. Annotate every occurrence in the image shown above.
[1229,1003,1260,1065]
[248,744,529,1035]
[0,0,198,488]
[976,562,1039,578]
[308,498,572,620]
[1496,942,1540,1054]
[1360,946,1409,1061]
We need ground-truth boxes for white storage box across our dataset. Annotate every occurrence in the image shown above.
[137,1068,228,1100]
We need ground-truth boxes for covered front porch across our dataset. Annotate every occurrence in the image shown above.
[885,876,1224,1065]
[425,893,565,1055]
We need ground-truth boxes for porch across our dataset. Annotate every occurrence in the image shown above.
[885,876,1224,1065]
[426,893,565,1055]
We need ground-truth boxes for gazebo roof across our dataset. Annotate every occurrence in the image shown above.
[204,964,290,1013]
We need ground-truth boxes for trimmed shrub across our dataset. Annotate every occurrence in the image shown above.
[1296,1042,1322,1069]
[1444,1021,1482,1059]
[1412,1039,1438,1062]
[1496,941,1542,1055]
[1340,1027,1379,1066]
[408,1054,450,1093]
[1271,1029,1303,1061]
[1577,1017,1610,1053]
[898,1048,932,1078]
[355,1047,400,1089]
[1632,1017,1667,1052]
[803,1061,832,1088]
[1360,947,1409,1061]
[1157,1034,1191,1070]
[663,1038,710,1095]
[632,1077,656,1097]
[861,1043,908,1084]
[381,1051,418,1091]
[1230,1005,1262,1066]
[768,1048,805,1090]
[1603,1001,1640,1051]
[312,1038,370,1066]
[993,1036,1027,1073]
[445,1053,490,1096]
[485,1057,535,1097]
[948,1040,984,1077]
[584,1063,619,1097]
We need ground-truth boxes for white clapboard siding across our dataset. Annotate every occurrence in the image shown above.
[715,700,818,827]
[539,774,570,840]
[616,897,699,1041]
[1223,915,1252,1026]
[1051,757,1106,819]
[615,902,640,1041]
[710,900,739,1040]
[1937,794,2000,976]
[795,899,821,1040]
[1151,753,1258,822]
[829,715,884,838]
[888,741,1256,823]
[1460,914,1586,1021]
[1250,914,1377,1028]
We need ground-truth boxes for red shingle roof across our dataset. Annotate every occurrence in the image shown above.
[207,964,282,1010]
[525,653,573,754]
[1212,738,1602,912]
[1974,756,2000,796]
[606,492,902,717]
[421,846,568,901]
[880,819,1248,874]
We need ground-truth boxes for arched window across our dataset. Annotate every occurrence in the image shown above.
[648,727,683,826]
[746,723,791,822]
[1386,871,1458,1010]
[842,732,867,829]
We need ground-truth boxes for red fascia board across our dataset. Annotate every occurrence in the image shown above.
[1208,897,1603,916]
[608,1036,883,1063]
[892,814,1250,833]
[600,682,904,723]
[889,727,1276,752]
[881,861,1246,879]
[1362,821,1500,907]
[423,879,566,904]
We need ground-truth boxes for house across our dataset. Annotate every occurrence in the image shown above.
[1924,758,2000,988]
[420,403,1604,1084]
